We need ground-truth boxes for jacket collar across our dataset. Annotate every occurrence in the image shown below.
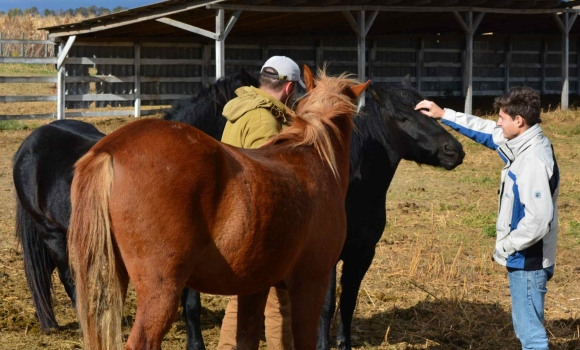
[506,123,542,156]
[248,86,288,114]
[498,124,542,163]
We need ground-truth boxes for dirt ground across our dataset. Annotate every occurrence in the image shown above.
[0,112,579,349]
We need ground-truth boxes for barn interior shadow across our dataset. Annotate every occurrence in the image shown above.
[332,299,579,350]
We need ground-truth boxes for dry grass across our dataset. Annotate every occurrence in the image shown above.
[0,14,87,57]
[0,96,579,349]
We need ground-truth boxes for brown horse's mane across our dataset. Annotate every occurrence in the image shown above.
[266,69,360,177]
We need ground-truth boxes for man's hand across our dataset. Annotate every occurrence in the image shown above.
[415,100,445,120]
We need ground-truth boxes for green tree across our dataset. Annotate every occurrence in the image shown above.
[98,7,111,16]
[88,5,98,16]
[75,7,89,17]
[7,8,24,17]
[112,6,126,13]
[23,6,40,16]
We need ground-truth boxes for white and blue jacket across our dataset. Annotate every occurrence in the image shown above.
[442,109,559,270]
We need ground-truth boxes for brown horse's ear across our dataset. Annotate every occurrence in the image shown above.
[303,64,315,92]
[350,80,372,99]
[402,74,412,87]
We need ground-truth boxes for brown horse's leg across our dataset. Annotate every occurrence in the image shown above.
[125,276,182,350]
[234,289,270,349]
[288,277,331,350]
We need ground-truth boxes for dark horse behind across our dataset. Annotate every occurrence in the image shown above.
[12,70,463,349]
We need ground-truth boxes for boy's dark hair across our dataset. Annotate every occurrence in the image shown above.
[259,67,295,92]
[493,86,541,126]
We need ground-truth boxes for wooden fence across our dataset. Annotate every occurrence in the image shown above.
[0,34,576,121]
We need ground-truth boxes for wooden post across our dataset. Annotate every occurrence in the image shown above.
[344,10,376,108]
[358,10,366,80]
[357,10,366,107]
[21,33,24,57]
[134,42,141,118]
[454,11,484,114]
[369,39,376,82]
[57,42,65,120]
[0,33,3,57]
[262,45,268,63]
[202,44,211,85]
[577,37,580,95]
[215,9,225,79]
[554,11,577,110]
[465,12,473,114]
[563,14,569,110]
[505,37,511,94]
[45,33,49,58]
[316,39,324,71]
[541,38,547,95]
[416,37,424,92]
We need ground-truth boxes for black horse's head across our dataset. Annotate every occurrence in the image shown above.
[365,77,465,170]
[163,68,259,140]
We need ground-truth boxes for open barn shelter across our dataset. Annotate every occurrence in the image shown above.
[39,0,580,119]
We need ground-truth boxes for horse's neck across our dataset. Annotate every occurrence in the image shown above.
[350,127,401,194]
[332,116,356,191]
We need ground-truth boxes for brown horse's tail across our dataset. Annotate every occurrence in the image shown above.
[68,151,123,350]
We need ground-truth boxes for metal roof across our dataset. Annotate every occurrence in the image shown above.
[40,0,579,39]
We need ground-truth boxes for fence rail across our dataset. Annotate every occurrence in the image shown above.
[0,35,575,120]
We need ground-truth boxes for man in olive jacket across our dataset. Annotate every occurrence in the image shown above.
[217,56,305,350]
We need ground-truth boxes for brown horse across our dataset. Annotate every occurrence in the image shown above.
[68,68,370,350]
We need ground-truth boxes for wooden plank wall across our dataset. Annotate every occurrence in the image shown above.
[1,35,578,120]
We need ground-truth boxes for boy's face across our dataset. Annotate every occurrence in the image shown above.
[497,108,525,140]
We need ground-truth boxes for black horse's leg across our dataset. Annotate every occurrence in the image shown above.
[42,228,76,306]
[316,265,337,350]
[336,250,375,350]
[181,288,206,350]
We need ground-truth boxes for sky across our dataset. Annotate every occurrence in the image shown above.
[0,0,160,12]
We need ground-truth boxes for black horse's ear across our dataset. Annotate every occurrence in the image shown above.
[402,74,412,87]
[238,68,259,87]
[369,84,385,107]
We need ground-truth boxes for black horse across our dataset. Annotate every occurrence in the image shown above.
[316,77,464,350]
[13,71,464,349]
[12,69,259,347]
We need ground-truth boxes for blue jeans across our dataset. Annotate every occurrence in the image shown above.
[507,266,554,350]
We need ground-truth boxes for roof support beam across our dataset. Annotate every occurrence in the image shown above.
[224,10,242,38]
[134,42,141,118]
[554,11,577,110]
[156,17,219,40]
[48,0,226,38]
[216,9,225,79]
[358,11,366,108]
[343,10,377,107]
[214,9,242,79]
[56,35,76,70]
[57,42,66,120]
[454,11,484,114]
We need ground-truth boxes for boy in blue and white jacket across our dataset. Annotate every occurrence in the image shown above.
[416,86,559,350]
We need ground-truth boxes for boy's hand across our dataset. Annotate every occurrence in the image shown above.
[415,100,445,120]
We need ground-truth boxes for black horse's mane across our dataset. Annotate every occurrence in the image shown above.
[163,69,259,140]
[349,83,425,176]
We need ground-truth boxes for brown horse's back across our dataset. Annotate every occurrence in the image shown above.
[68,71,367,349]
[93,119,337,295]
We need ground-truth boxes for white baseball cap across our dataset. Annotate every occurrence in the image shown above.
[261,56,306,89]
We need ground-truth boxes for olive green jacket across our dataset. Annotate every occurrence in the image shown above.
[221,86,290,149]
